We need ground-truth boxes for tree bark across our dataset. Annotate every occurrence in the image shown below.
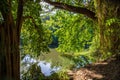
[0,0,23,79]
[0,21,20,80]
[95,0,120,54]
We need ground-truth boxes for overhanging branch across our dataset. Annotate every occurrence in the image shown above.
[43,0,97,20]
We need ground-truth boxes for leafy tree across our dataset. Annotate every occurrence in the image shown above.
[0,0,51,79]
[43,0,120,56]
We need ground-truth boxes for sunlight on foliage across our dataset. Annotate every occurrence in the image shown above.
[43,10,95,53]
[20,1,52,57]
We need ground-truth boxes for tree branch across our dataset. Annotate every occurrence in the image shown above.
[43,0,97,20]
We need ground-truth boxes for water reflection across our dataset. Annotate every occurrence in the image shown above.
[21,53,91,79]
[21,55,60,77]
[38,61,60,76]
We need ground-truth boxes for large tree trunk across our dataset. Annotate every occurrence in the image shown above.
[95,0,120,55]
[0,22,20,80]
[0,0,23,79]
[0,4,20,80]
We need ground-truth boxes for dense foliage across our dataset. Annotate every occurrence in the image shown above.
[43,10,95,52]
[20,1,52,57]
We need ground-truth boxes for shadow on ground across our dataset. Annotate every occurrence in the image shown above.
[73,55,120,80]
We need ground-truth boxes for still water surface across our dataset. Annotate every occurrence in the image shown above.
[21,55,60,76]
[21,49,90,78]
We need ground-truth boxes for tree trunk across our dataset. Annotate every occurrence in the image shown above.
[95,0,120,55]
[0,0,23,79]
[0,18,20,80]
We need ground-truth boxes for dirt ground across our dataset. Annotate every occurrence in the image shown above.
[68,55,120,80]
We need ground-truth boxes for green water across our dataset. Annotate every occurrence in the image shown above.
[39,49,91,69]
[38,49,75,69]
[21,49,91,80]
